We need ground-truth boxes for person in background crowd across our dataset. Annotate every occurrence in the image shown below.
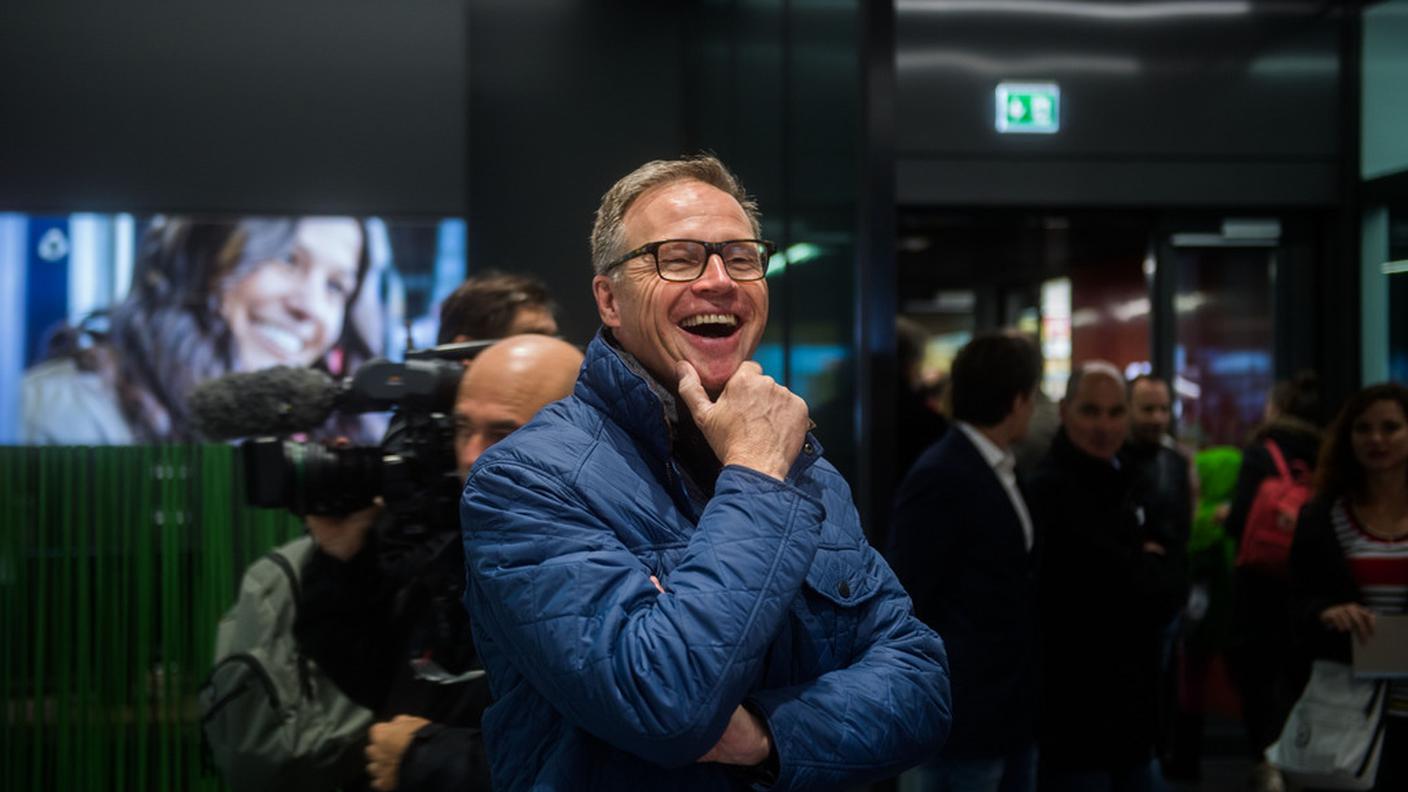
[1224,371,1323,792]
[1120,376,1194,775]
[1027,362,1187,792]
[1011,334,1058,478]
[1012,387,1060,478]
[461,154,951,790]
[21,216,375,444]
[436,270,559,345]
[1124,375,1195,558]
[1288,382,1408,792]
[295,335,584,792]
[889,333,1042,792]
[1164,444,1243,781]
[896,316,950,480]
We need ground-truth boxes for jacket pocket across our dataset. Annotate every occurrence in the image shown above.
[805,545,880,606]
[797,545,883,666]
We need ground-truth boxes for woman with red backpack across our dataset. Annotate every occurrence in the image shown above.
[1224,371,1324,792]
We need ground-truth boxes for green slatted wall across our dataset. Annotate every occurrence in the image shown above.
[0,445,303,791]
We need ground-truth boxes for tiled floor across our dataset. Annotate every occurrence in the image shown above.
[1168,714,1258,792]
[1170,756,1257,792]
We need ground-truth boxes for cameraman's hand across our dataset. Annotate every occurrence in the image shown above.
[676,361,810,482]
[306,500,381,562]
[366,714,430,791]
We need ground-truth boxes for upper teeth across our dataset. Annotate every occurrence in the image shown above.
[681,314,737,328]
[253,322,305,356]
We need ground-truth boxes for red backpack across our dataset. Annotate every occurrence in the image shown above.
[1235,439,1312,575]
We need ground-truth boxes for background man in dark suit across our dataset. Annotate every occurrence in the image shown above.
[888,333,1042,792]
[1027,363,1186,792]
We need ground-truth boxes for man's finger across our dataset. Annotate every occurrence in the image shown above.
[675,361,711,413]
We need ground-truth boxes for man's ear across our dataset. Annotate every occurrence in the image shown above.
[1012,389,1033,416]
[592,275,622,328]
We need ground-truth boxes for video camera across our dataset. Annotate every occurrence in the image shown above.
[190,341,494,527]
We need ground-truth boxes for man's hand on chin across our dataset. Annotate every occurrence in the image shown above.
[676,360,810,482]
[696,705,772,766]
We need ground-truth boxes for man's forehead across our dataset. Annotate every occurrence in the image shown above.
[1132,379,1170,401]
[1074,377,1125,406]
[507,305,557,335]
[625,180,750,233]
[454,393,528,423]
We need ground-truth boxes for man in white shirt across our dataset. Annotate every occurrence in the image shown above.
[889,333,1042,792]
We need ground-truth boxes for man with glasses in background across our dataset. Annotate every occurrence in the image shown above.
[459,154,951,790]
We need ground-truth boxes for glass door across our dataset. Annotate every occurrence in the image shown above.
[1162,232,1277,448]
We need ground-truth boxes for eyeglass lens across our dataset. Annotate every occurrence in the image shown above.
[656,241,767,281]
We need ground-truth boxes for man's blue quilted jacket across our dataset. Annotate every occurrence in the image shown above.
[461,332,951,790]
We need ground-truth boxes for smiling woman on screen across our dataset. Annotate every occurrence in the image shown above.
[20,216,374,444]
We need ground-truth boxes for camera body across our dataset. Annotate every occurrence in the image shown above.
[239,342,490,528]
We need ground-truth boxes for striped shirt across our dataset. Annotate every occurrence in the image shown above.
[1332,498,1408,716]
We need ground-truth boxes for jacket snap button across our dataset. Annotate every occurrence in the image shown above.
[803,442,814,455]
[837,580,850,598]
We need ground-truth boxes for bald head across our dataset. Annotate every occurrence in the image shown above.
[454,335,584,477]
[1060,361,1129,461]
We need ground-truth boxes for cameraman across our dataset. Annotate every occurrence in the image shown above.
[380,271,558,455]
[437,270,559,345]
[294,335,584,792]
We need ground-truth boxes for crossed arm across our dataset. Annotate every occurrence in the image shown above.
[462,460,950,786]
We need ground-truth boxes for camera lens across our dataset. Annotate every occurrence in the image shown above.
[242,438,383,516]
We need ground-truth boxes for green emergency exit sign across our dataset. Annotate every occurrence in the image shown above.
[996,82,1060,134]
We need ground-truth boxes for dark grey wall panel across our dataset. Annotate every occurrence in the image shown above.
[464,0,685,345]
[899,158,1339,206]
[0,0,466,215]
[896,1,1343,205]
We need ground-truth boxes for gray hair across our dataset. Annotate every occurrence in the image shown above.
[1064,360,1126,403]
[589,154,762,277]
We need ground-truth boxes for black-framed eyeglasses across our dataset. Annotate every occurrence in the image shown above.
[604,239,776,282]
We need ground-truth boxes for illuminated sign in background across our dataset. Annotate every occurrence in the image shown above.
[996,82,1060,134]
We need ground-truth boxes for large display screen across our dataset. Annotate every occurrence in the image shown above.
[0,213,466,445]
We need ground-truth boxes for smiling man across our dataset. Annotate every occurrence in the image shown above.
[459,155,951,791]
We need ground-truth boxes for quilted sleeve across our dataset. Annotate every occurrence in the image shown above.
[747,545,952,790]
[462,459,824,768]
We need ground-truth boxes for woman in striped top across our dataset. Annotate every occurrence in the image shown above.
[1289,382,1408,792]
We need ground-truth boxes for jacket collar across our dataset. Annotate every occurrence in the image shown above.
[574,328,825,483]
[1049,427,1125,479]
[955,421,1015,476]
[575,329,676,469]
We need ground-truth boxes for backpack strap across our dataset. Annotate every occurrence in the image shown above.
[1264,439,1293,481]
[264,546,315,699]
[264,550,302,616]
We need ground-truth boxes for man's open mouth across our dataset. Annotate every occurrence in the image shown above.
[679,313,740,339]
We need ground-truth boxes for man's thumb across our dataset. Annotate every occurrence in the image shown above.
[675,361,710,413]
